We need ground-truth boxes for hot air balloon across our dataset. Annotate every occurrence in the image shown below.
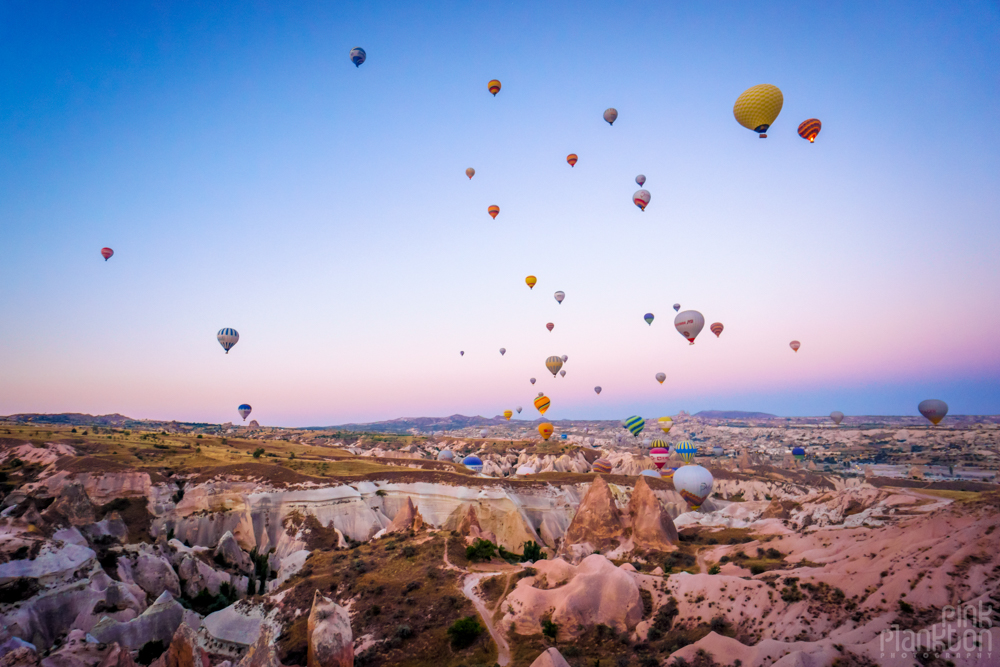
[733,84,783,138]
[480,429,489,438]
[641,469,661,478]
[101,247,114,261]
[526,275,537,289]
[545,356,563,376]
[561,355,568,363]
[830,411,844,425]
[710,322,724,338]
[594,386,602,395]
[662,467,677,480]
[593,458,612,474]
[534,395,550,414]
[792,447,805,461]
[644,313,654,325]
[516,465,536,476]
[790,340,801,352]
[712,446,725,457]
[217,328,239,354]
[488,205,499,219]
[516,406,522,413]
[675,440,697,463]
[655,373,666,384]
[633,189,650,211]
[499,348,506,356]
[559,370,566,378]
[530,378,536,385]
[538,423,554,440]
[238,404,252,421]
[797,118,822,143]
[642,436,652,448]
[918,399,948,425]
[460,351,464,356]
[673,304,680,312]
[674,310,705,345]
[350,47,366,67]
[566,154,578,167]
[538,392,544,397]
[438,450,455,462]
[657,416,673,434]
[503,410,513,421]
[546,323,554,332]
[488,79,501,96]
[636,175,646,186]
[650,444,670,469]
[554,291,565,304]
[673,465,714,509]
[463,455,484,473]
[466,167,475,179]
[624,415,645,436]
[603,108,618,125]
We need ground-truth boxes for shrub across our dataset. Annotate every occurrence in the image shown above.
[541,618,559,640]
[447,616,483,649]
[899,600,914,614]
[466,538,497,562]
[252,448,265,459]
[196,434,202,439]
[375,489,387,497]
[395,624,412,639]
[750,564,766,575]
[709,564,721,575]
[401,545,416,557]
[522,540,544,563]
[136,640,166,665]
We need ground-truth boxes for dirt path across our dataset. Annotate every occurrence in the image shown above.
[443,536,512,666]
[696,550,708,574]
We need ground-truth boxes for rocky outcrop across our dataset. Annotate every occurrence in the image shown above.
[451,505,497,545]
[149,623,209,667]
[214,532,253,574]
[41,481,95,526]
[203,603,264,650]
[0,639,38,667]
[559,476,625,558]
[529,648,571,667]
[178,555,231,598]
[96,644,137,667]
[307,591,352,667]
[236,628,282,667]
[0,542,96,586]
[82,513,129,545]
[90,592,198,650]
[384,498,425,534]
[626,477,677,551]
[117,546,181,600]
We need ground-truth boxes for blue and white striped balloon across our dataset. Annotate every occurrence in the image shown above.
[217,328,239,354]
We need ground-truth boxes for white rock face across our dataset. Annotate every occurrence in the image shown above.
[214,531,253,574]
[529,648,571,667]
[0,542,96,586]
[203,603,264,650]
[90,591,198,650]
[117,546,181,599]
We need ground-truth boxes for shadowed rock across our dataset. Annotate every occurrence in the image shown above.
[559,476,626,556]
[214,532,253,575]
[149,623,209,667]
[385,497,425,534]
[529,648,570,667]
[307,591,352,667]
[626,476,678,551]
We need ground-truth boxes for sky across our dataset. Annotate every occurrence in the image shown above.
[1,1,999,426]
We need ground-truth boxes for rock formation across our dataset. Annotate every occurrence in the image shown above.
[150,623,209,667]
[559,476,625,558]
[626,476,678,551]
[214,531,253,574]
[236,628,282,667]
[528,648,571,667]
[306,591,353,667]
[384,497,425,534]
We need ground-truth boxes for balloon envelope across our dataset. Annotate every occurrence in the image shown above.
[636,174,646,186]
[624,415,645,436]
[566,154,578,167]
[644,313,654,325]
[830,411,844,425]
[790,340,801,352]
[633,189,650,211]
[238,404,252,421]
[603,108,618,125]
[657,417,673,434]
[350,47,366,67]
[797,118,822,143]
[655,372,666,384]
[538,423,554,440]
[217,328,239,354]
[499,348,506,356]
[516,406,522,413]
[674,310,705,344]
[460,351,464,356]
[561,355,568,362]
[712,446,725,457]
[676,441,697,463]
[641,469,661,478]
[792,447,806,460]
[733,84,784,137]
[673,465,714,509]
[673,303,681,312]
[503,410,513,421]
[437,450,455,462]
[530,378,536,384]
[593,458,613,474]
[650,446,670,469]
[488,79,501,95]
[466,167,475,179]
[710,322,724,338]
[462,455,484,473]
[516,465,536,476]
[545,356,563,376]
[101,247,114,261]
[534,395,551,414]
[559,370,566,377]
[480,429,489,438]
[594,386,602,395]
[546,323,554,332]
[918,399,948,425]
[488,205,499,219]
[525,275,537,289]
[554,291,565,304]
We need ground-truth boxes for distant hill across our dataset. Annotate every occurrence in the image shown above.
[318,414,513,434]
[0,413,214,428]
[694,410,779,420]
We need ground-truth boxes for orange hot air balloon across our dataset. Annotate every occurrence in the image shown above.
[538,423,554,440]
[710,322,724,338]
[503,410,513,421]
[526,275,537,289]
[488,79,501,96]
[488,205,499,219]
[797,119,822,143]
[546,322,554,332]
[534,395,551,415]
[566,154,578,167]
[466,167,475,179]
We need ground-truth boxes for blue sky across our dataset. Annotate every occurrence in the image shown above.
[1,1,998,425]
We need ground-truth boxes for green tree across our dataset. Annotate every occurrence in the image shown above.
[447,616,483,649]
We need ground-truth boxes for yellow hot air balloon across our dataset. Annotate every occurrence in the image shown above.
[566,154,578,167]
[538,423,554,440]
[525,275,537,289]
[657,416,673,434]
[488,79,501,96]
[733,84,784,138]
[503,410,513,421]
[488,205,499,219]
[534,394,551,415]
[545,356,563,377]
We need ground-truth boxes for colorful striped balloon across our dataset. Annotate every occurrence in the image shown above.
[650,444,670,469]
[217,328,239,354]
[238,404,252,420]
[534,395,550,415]
[644,313,654,325]
[657,416,673,434]
[488,205,499,219]
[566,154,578,167]
[503,410,513,421]
[593,458,613,474]
[710,322,724,338]
[350,47,366,67]
[633,189,650,211]
[525,275,537,289]
[545,356,563,376]
[488,79,501,96]
[624,415,645,436]
[661,467,677,480]
[797,118,822,143]
[675,440,697,463]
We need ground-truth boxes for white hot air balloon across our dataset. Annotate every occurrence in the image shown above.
[635,174,646,186]
[538,392,544,397]
[480,429,489,438]
[499,348,506,356]
[515,465,536,476]
[561,355,568,363]
[830,411,844,425]
[918,399,948,425]
[673,310,705,345]
[673,465,714,510]
[217,328,239,354]
[437,450,455,462]
[603,108,618,125]
[516,406,522,413]
[559,370,566,377]
[642,436,652,448]
[554,291,565,304]
[633,189,651,211]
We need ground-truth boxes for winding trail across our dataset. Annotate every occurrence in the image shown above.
[443,536,512,666]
